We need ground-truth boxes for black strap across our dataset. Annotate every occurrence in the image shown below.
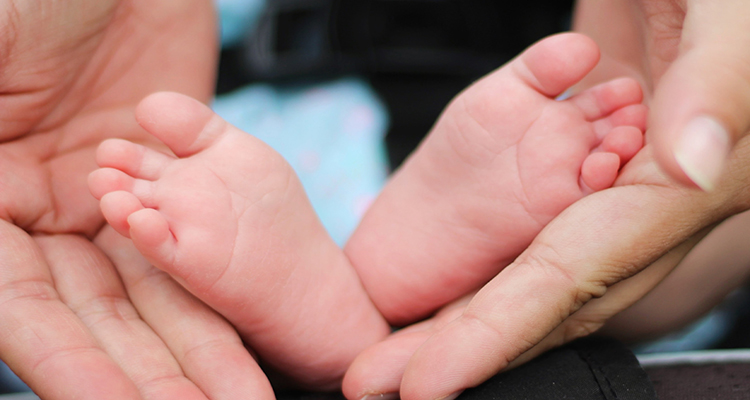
[460,337,657,400]
[277,337,657,400]
[646,361,750,399]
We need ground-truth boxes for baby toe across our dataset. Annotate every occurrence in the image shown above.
[601,126,644,163]
[513,33,600,98]
[89,168,136,200]
[136,92,227,158]
[127,208,176,269]
[570,77,644,121]
[100,191,145,238]
[581,152,620,193]
[96,138,172,180]
[607,104,649,132]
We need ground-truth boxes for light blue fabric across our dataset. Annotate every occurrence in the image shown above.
[213,78,390,246]
[0,362,29,393]
[215,0,392,244]
[216,0,266,46]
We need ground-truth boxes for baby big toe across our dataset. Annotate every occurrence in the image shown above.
[136,92,225,158]
[515,33,600,98]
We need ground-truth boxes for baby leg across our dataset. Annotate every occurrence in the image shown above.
[346,33,647,325]
[89,93,390,389]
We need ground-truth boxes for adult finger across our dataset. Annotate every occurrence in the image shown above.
[0,221,141,400]
[343,296,473,400]
[649,0,750,190]
[345,205,740,400]
[601,209,750,342]
[35,233,209,400]
[345,229,702,400]
[344,225,705,400]
[506,224,713,369]
[398,145,750,400]
[94,225,275,400]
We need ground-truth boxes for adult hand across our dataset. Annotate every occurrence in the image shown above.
[1,226,274,399]
[344,140,750,400]
[575,0,750,191]
[342,1,750,399]
[0,1,274,398]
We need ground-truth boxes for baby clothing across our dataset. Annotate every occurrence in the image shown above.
[213,79,390,246]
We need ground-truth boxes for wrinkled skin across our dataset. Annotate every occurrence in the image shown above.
[0,1,275,399]
[3,0,750,399]
[343,1,750,400]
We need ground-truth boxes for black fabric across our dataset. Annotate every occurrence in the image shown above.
[460,338,656,400]
[276,337,656,400]
[234,0,573,82]
[646,363,750,400]
[570,339,658,400]
[0,338,660,398]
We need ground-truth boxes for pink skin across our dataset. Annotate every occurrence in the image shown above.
[0,0,277,398]
[90,32,644,394]
[88,93,391,390]
[345,33,647,327]
[354,1,750,397]
[573,0,750,192]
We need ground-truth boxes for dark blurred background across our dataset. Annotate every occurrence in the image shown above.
[217,0,575,169]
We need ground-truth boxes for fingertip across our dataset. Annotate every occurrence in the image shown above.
[400,320,498,400]
[671,116,731,192]
[343,332,430,400]
[648,47,750,190]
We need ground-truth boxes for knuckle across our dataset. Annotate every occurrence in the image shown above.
[562,316,605,344]
[518,240,610,313]
[0,278,58,308]
[73,295,141,328]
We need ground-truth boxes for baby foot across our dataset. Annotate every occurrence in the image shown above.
[88,93,390,389]
[346,33,648,326]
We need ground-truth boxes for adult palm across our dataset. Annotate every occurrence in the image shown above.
[0,0,215,232]
[0,1,274,399]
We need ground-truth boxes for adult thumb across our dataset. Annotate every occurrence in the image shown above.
[650,0,750,191]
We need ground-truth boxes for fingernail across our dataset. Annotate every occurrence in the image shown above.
[360,393,399,400]
[438,390,464,400]
[673,116,730,191]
